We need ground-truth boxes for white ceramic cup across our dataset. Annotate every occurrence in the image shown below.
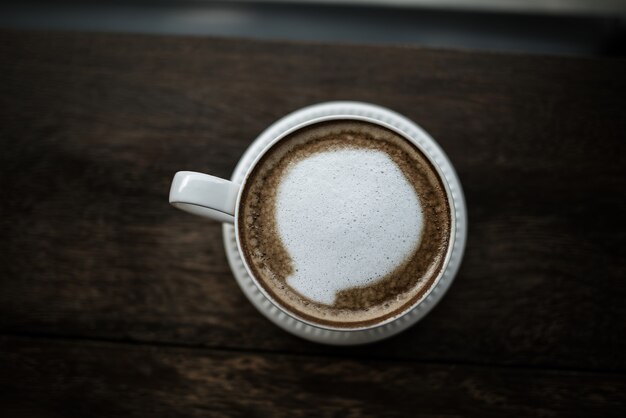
[169,102,466,344]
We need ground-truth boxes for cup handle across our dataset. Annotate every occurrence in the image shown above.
[169,171,240,224]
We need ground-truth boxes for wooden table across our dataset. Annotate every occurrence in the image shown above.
[1,29,625,417]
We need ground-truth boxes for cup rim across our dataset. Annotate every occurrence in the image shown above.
[232,114,457,332]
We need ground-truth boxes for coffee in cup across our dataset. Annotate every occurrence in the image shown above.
[237,120,451,328]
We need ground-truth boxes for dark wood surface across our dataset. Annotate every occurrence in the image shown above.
[3,336,626,418]
[1,29,625,416]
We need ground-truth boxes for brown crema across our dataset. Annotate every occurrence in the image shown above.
[238,120,451,328]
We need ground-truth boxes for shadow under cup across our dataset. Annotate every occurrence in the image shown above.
[233,117,455,331]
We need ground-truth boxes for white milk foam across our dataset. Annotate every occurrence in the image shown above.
[275,148,423,305]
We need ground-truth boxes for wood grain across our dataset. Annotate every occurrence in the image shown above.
[1,336,625,418]
[0,30,625,374]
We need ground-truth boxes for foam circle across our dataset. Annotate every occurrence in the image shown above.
[276,148,423,305]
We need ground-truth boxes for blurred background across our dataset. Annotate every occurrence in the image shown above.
[1,0,625,57]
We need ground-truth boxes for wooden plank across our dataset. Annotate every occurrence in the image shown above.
[1,336,625,417]
[0,30,625,371]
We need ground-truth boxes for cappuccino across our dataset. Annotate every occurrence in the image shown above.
[238,120,451,328]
